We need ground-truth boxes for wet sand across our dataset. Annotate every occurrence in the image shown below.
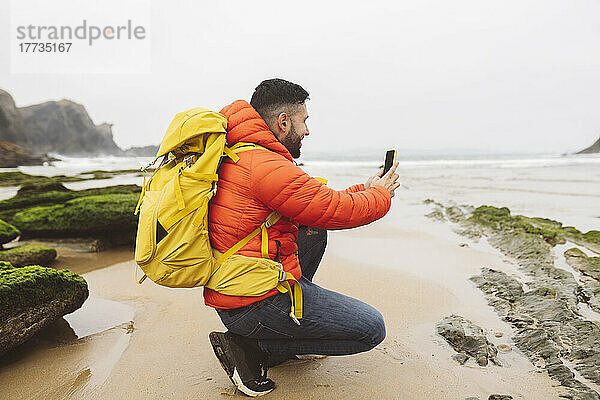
[0,223,562,399]
[2,160,598,399]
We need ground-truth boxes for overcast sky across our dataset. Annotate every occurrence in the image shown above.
[1,0,600,155]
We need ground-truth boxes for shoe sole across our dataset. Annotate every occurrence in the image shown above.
[209,332,234,380]
[209,332,274,397]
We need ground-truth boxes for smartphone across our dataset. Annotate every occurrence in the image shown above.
[383,149,397,175]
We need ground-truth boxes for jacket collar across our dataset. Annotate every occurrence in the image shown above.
[219,100,292,161]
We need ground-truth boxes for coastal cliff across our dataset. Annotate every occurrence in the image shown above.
[0,89,158,158]
[0,89,121,156]
[576,136,600,154]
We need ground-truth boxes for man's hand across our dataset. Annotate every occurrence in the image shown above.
[365,161,401,198]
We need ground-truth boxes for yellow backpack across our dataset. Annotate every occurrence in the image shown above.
[133,107,303,322]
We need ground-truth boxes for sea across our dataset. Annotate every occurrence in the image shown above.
[1,152,598,231]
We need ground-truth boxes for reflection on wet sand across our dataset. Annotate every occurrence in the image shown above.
[0,247,137,399]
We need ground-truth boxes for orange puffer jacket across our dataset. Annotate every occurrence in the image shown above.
[203,100,392,309]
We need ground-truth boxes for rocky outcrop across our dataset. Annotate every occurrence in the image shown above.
[122,145,159,157]
[10,192,139,244]
[0,182,140,223]
[472,268,600,400]
[0,183,140,250]
[0,141,58,168]
[0,244,57,266]
[0,90,25,146]
[426,201,600,399]
[0,89,122,157]
[19,99,122,156]
[0,261,88,355]
[577,136,600,154]
[436,315,499,366]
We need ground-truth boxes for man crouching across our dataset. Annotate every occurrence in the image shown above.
[207,78,400,396]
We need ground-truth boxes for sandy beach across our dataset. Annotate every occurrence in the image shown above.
[1,156,599,399]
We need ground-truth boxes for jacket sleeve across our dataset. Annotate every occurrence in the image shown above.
[343,183,365,193]
[250,152,391,230]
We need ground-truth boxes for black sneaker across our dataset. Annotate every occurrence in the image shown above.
[209,331,275,397]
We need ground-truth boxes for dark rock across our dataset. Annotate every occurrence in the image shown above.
[0,244,57,266]
[436,314,499,366]
[0,261,88,355]
[577,136,600,154]
[452,353,469,364]
[0,141,58,168]
[488,395,513,400]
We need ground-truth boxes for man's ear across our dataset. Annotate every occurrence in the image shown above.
[277,112,289,134]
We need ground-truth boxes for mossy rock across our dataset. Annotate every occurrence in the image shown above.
[0,170,143,188]
[0,184,141,223]
[0,244,57,266]
[0,219,20,246]
[0,171,56,187]
[11,193,139,238]
[467,205,566,245]
[16,182,71,196]
[0,261,88,354]
[582,230,600,246]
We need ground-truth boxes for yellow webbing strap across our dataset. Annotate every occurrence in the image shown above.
[315,177,328,185]
[261,225,269,258]
[230,142,269,153]
[223,146,240,163]
[181,172,218,181]
[215,211,281,266]
[277,277,303,322]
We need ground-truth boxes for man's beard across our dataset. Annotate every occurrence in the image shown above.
[281,124,302,159]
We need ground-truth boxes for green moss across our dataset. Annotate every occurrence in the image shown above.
[0,261,13,270]
[11,193,139,237]
[467,205,565,245]
[0,219,20,246]
[16,182,71,196]
[0,262,87,321]
[0,184,140,223]
[78,184,141,196]
[0,244,57,266]
[0,191,77,211]
[582,231,600,246]
[0,170,143,187]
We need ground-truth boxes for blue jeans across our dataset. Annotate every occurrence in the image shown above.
[216,226,386,356]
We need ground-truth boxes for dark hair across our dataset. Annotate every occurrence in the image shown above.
[250,78,309,124]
